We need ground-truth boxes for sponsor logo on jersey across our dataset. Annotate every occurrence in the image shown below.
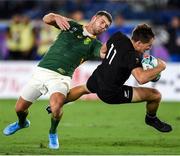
[57,68,66,75]
[69,27,78,33]
[84,37,91,45]
[72,27,77,31]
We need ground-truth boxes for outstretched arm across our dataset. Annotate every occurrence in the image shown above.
[43,13,71,30]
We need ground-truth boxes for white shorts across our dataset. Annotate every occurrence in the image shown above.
[21,67,71,102]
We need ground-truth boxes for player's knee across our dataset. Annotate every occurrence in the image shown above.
[50,94,64,107]
[51,101,62,111]
[51,98,64,107]
[50,100,64,118]
[151,88,161,102]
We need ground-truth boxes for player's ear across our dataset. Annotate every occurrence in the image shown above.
[136,41,142,46]
[91,16,97,22]
[134,40,141,48]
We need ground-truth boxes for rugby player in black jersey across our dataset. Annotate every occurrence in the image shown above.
[62,24,172,133]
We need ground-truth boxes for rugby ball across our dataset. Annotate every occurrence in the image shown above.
[141,54,158,70]
[141,54,161,82]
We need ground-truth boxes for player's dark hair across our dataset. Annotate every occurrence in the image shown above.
[95,10,112,24]
[131,24,155,43]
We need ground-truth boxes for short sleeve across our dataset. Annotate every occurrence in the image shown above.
[68,20,80,28]
[127,51,142,70]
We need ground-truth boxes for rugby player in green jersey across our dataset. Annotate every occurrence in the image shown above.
[3,11,112,149]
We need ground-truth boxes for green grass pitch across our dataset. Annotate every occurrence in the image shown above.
[0,99,180,155]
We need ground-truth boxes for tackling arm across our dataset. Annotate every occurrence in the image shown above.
[99,43,107,59]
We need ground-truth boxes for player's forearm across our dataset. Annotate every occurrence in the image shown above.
[43,13,57,25]
[43,13,70,29]
[132,66,164,84]
[140,67,164,84]
[100,44,107,59]
[100,53,106,59]
[144,68,161,82]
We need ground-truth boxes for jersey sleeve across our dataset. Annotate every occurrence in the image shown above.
[127,52,142,70]
[88,39,102,59]
[68,20,80,28]
[106,32,122,47]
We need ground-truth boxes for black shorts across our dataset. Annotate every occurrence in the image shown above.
[87,71,133,104]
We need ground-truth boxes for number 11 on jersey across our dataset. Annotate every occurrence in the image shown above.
[106,44,117,65]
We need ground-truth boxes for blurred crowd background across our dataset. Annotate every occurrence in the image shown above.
[0,0,180,62]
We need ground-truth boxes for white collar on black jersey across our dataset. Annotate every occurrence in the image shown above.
[83,26,96,38]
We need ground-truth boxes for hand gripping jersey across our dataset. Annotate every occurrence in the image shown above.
[38,21,102,77]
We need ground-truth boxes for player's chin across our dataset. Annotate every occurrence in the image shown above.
[139,50,144,54]
[96,30,104,35]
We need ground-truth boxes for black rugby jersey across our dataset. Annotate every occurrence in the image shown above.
[95,31,142,89]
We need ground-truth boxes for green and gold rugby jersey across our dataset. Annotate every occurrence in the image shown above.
[38,21,102,77]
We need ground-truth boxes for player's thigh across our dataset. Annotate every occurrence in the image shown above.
[132,87,161,103]
[20,82,42,103]
[47,77,71,97]
[16,80,43,112]
[97,85,133,104]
